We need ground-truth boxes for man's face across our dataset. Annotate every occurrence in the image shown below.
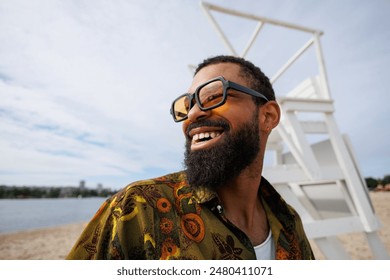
[182,63,261,190]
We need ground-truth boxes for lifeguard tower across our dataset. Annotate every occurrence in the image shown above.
[198,1,389,259]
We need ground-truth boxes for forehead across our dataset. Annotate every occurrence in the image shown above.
[188,63,248,92]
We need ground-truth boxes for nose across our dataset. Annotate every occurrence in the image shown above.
[187,103,211,122]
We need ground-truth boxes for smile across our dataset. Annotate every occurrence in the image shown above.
[193,131,221,143]
[188,127,224,150]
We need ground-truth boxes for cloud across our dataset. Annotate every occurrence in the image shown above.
[0,0,192,186]
[0,0,389,188]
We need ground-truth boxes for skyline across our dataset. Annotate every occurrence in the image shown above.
[1,0,389,188]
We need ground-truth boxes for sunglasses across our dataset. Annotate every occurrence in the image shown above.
[170,76,269,122]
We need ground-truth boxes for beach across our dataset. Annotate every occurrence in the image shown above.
[0,192,389,260]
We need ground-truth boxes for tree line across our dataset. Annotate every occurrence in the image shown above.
[1,174,388,199]
[0,185,115,199]
[365,174,390,190]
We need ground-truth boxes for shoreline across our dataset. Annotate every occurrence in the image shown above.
[1,192,389,260]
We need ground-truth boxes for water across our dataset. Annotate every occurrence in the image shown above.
[0,197,106,233]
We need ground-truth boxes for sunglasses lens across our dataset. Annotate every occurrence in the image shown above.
[172,95,190,121]
[198,80,224,110]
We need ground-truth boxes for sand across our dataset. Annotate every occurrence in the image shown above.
[0,223,86,260]
[0,192,389,260]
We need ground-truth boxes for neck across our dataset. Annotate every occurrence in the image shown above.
[216,157,269,245]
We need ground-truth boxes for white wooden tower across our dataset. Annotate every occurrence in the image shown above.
[199,1,389,259]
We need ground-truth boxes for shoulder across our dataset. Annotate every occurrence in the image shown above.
[108,171,189,209]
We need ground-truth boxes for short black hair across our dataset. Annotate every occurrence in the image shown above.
[194,55,275,104]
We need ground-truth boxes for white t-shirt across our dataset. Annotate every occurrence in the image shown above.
[254,230,275,259]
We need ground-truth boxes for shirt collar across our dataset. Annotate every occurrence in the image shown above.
[187,172,296,231]
[191,184,219,204]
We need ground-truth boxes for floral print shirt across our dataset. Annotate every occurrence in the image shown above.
[66,171,314,260]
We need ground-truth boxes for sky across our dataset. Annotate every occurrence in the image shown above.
[0,0,389,189]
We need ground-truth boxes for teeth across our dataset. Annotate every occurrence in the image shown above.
[192,131,221,143]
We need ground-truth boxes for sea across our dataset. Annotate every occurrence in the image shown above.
[0,197,107,233]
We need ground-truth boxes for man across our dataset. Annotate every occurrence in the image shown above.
[67,55,314,260]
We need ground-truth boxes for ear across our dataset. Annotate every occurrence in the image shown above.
[258,101,280,134]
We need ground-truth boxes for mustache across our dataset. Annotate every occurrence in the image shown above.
[185,119,230,135]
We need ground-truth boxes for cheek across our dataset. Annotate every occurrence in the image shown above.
[213,103,253,128]
[214,102,231,114]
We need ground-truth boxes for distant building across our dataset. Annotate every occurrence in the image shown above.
[97,183,103,194]
[79,180,86,190]
[59,186,75,198]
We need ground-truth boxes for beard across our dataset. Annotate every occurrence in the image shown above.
[184,112,260,191]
